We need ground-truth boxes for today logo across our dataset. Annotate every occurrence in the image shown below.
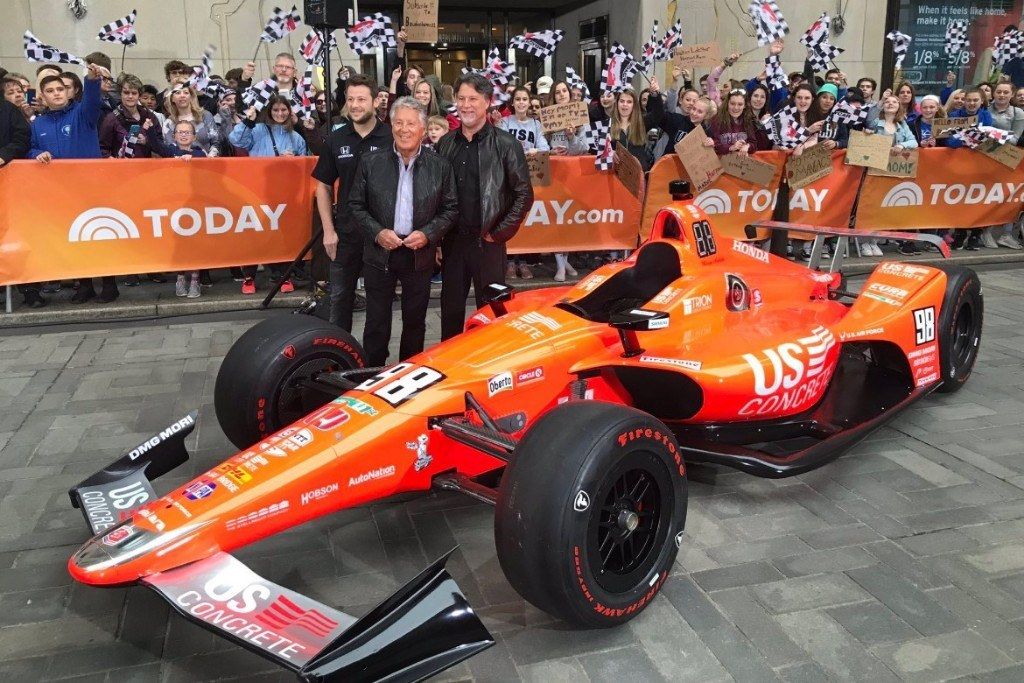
[695,188,830,214]
[68,204,288,243]
[880,181,1024,208]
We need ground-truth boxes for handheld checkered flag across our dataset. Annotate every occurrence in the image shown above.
[24,30,84,65]
[639,20,659,74]
[508,29,565,59]
[886,30,912,71]
[188,45,215,94]
[97,10,137,46]
[294,64,316,120]
[945,20,969,66]
[601,42,642,93]
[582,120,614,171]
[260,5,301,43]
[765,54,788,91]
[566,65,591,104]
[654,19,683,62]
[749,1,789,47]
[800,12,843,72]
[346,13,397,56]
[994,29,1024,69]
[762,104,810,149]
[300,28,337,66]
[462,48,514,108]
[242,78,278,112]
[826,99,869,131]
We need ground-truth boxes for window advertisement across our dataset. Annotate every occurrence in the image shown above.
[895,0,1022,93]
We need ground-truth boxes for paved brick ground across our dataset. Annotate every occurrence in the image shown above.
[2,265,1024,681]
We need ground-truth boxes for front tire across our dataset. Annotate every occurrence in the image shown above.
[935,266,983,393]
[214,315,368,449]
[494,402,687,627]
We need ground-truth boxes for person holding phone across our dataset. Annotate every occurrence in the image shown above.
[99,74,161,158]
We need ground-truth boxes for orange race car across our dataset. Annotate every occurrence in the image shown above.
[65,180,983,681]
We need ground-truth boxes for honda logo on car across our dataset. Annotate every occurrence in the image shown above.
[739,326,836,416]
[488,371,514,397]
[732,241,770,263]
[348,466,396,487]
[69,204,288,243]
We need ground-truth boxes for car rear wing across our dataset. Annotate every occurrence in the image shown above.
[747,221,951,272]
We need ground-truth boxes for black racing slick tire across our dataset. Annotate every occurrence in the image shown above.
[494,401,688,627]
[214,315,368,449]
[935,266,983,394]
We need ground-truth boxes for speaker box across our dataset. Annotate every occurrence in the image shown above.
[305,0,353,29]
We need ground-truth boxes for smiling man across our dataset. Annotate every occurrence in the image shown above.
[435,72,533,340]
[348,97,458,366]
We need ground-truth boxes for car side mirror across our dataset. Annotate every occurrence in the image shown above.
[609,309,669,357]
[484,283,515,316]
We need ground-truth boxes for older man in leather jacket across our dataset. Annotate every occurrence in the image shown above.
[436,73,534,340]
[349,97,458,366]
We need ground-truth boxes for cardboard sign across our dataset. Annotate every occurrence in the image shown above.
[785,143,834,189]
[403,0,439,44]
[614,142,645,199]
[527,151,552,187]
[674,126,723,193]
[846,130,895,170]
[980,139,1024,169]
[933,115,978,139]
[539,101,590,134]
[721,153,775,188]
[867,148,920,178]
[671,42,723,70]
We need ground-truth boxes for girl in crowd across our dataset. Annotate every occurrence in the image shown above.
[396,65,424,97]
[163,120,208,298]
[896,82,919,124]
[912,94,947,147]
[748,83,772,123]
[412,79,443,117]
[944,88,965,112]
[709,89,762,156]
[229,95,308,294]
[589,90,616,124]
[545,80,589,281]
[1014,86,1024,108]
[612,86,660,170]
[946,87,993,251]
[500,86,551,279]
[529,96,542,119]
[61,71,83,102]
[785,84,827,260]
[983,82,1024,249]
[162,79,220,156]
[867,93,919,256]
[808,83,849,151]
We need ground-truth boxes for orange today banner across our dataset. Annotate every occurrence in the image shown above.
[856,147,1024,230]
[507,155,642,253]
[0,157,315,286]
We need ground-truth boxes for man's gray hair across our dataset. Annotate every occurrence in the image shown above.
[390,95,427,126]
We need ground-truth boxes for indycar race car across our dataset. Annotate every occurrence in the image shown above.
[65,180,982,680]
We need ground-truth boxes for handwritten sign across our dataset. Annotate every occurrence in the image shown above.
[527,151,551,187]
[980,139,1024,169]
[539,101,590,134]
[867,148,920,178]
[674,126,723,193]
[846,130,894,170]
[933,115,978,139]
[785,143,833,189]
[721,153,775,187]
[672,42,723,70]
[614,143,645,200]
[403,0,439,44]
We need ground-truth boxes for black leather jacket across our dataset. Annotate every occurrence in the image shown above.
[348,145,458,272]
[435,123,534,243]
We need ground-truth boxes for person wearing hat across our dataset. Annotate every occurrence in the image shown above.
[535,76,553,100]
[809,83,850,151]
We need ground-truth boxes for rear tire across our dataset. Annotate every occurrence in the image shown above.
[935,266,983,394]
[214,315,368,449]
[494,401,687,627]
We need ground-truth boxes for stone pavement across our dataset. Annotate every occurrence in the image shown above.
[1,265,1024,681]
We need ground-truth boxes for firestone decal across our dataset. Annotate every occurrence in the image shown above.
[639,356,702,371]
[573,491,590,512]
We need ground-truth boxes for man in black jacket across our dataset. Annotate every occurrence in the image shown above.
[0,97,36,306]
[349,97,458,366]
[435,73,533,340]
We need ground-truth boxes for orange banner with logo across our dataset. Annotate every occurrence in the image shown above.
[856,148,1024,230]
[0,158,315,286]
[788,150,864,228]
[641,151,788,241]
[507,155,642,253]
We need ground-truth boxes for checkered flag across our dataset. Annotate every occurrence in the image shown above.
[886,30,912,71]
[639,20,659,74]
[346,13,396,56]
[762,104,810,149]
[508,29,565,59]
[601,43,642,93]
[654,19,683,62]
[188,45,216,94]
[300,28,337,66]
[582,120,614,170]
[97,10,137,46]
[463,48,515,86]
[800,12,843,72]
[24,30,84,65]
[260,5,301,43]
[242,78,278,112]
[949,126,988,148]
[826,99,869,131]
[294,64,317,120]
[749,1,789,47]
[566,65,591,104]
[994,29,1024,68]
[945,21,970,62]
[765,54,788,91]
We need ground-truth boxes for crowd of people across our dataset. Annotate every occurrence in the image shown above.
[3,26,1024,364]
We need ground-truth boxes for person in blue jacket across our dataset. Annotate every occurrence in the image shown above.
[229,95,308,294]
[30,63,122,303]
[946,87,996,251]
